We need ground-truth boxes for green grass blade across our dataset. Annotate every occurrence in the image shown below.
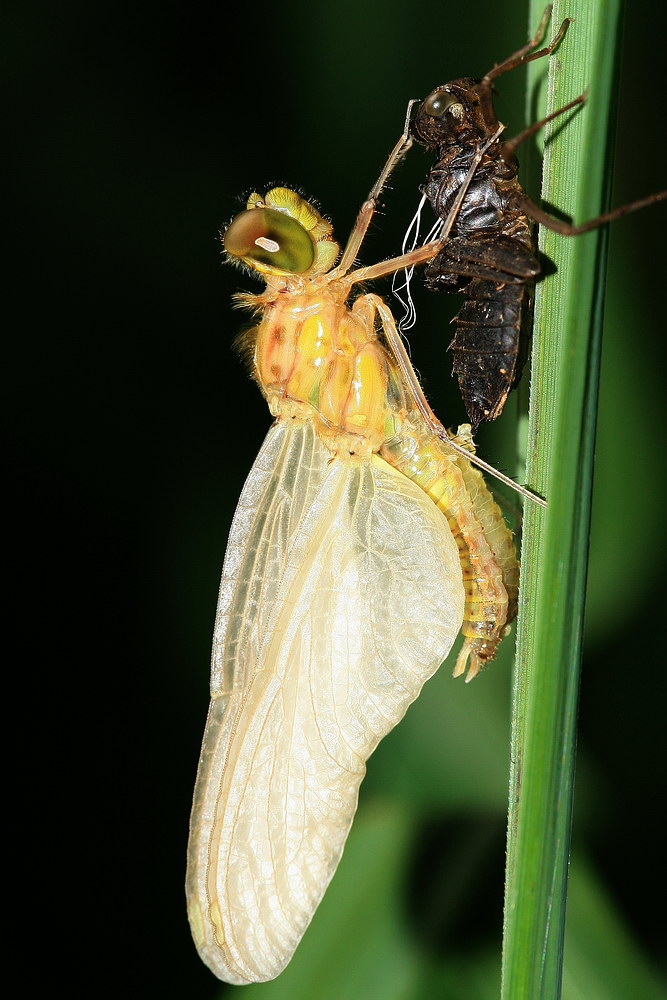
[502,2,622,997]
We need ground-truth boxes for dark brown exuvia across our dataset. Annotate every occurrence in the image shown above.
[411,4,666,429]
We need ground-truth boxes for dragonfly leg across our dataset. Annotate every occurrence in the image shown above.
[343,125,505,288]
[501,92,586,158]
[513,189,667,236]
[482,4,571,84]
[353,291,546,505]
[331,100,417,278]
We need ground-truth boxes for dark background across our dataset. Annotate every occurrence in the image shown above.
[7,0,666,996]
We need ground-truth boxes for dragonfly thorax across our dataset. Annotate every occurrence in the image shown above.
[256,292,401,458]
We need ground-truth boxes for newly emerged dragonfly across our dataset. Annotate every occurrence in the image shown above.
[186,165,522,982]
[408,4,667,427]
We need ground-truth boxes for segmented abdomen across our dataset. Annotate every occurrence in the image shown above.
[450,277,533,427]
[381,416,516,679]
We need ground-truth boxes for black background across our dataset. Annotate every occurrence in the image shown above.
[7,0,666,995]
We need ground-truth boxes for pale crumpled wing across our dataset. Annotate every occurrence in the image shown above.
[186,419,464,984]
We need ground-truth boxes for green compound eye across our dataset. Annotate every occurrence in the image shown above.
[224,207,315,273]
[422,89,460,118]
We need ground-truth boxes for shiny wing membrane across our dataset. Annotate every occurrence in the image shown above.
[186,419,464,983]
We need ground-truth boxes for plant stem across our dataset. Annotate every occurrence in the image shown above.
[501,1,622,996]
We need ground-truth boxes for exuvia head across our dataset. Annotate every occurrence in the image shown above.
[412,77,499,150]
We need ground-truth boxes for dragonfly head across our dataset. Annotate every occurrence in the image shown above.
[412,77,499,150]
[223,188,340,278]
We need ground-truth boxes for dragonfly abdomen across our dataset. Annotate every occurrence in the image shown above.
[381,418,510,680]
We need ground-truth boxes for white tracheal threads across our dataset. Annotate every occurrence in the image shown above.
[391,192,443,333]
